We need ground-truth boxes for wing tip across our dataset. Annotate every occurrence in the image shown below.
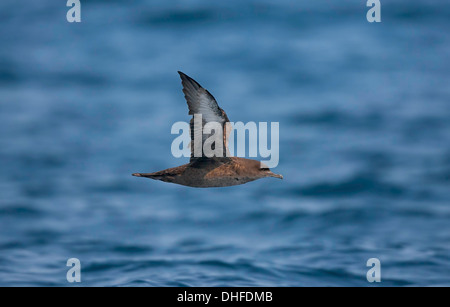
[178,71,203,88]
[178,71,191,82]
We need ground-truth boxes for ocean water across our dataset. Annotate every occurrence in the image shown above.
[0,0,449,286]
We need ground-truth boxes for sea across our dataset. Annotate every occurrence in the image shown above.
[0,0,449,286]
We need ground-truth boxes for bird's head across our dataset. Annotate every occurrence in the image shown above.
[257,162,283,180]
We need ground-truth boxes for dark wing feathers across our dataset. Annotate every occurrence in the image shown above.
[178,71,231,161]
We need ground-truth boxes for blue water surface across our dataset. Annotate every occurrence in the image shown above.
[0,0,449,286]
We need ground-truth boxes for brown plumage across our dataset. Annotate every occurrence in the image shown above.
[132,72,283,188]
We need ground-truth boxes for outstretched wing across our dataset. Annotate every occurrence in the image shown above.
[178,71,232,161]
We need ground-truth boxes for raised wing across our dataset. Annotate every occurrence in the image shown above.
[178,71,231,161]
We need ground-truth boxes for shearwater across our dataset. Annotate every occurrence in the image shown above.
[132,72,283,188]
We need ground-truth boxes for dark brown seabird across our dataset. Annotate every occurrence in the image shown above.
[132,72,283,188]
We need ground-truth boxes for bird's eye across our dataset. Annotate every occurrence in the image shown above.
[261,168,270,171]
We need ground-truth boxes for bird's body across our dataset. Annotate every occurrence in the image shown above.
[133,157,282,188]
[132,72,283,188]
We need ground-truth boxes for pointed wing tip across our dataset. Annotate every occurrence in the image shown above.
[178,71,203,90]
[178,71,188,79]
[178,71,192,84]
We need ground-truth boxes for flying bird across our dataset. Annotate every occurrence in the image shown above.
[132,72,283,188]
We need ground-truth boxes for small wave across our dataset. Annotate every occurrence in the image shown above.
[290,173,405,198]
